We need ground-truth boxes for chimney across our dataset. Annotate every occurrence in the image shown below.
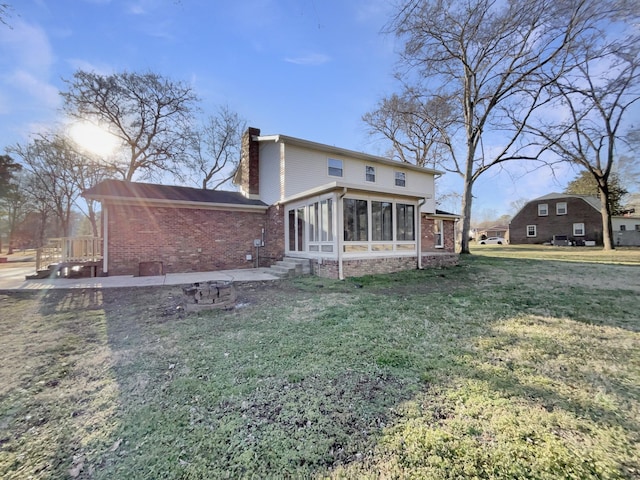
[238,127,261,198]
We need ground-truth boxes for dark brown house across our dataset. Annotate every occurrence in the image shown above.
[509,193,602,245]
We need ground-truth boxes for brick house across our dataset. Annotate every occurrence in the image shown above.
[508,193,603,245]
[84,127,459,279]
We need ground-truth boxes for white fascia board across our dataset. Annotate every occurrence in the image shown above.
[279,181,432,205]
[94,196,268,212]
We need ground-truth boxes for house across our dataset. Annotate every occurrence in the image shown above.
[83,127,459,279]
[509,193,603,245]
[612,215,640,246]
[476,225,508,241]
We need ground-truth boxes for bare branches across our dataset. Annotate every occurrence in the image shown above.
[368,0,638,253]
[187,106,246,190]
[61,70,200,181]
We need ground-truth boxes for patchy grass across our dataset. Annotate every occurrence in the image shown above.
[471,244,640,265]
[0,254,639,479]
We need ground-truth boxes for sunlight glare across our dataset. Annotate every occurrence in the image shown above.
[69,122,119,157]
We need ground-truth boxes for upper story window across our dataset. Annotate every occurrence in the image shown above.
[395,171,406,187]
[556,202,567,215]
[538,204,548,216]
[328,158,343,177]
[365,165,376,183]
[636,224,640,232]
[573,223,585,236]
[620,225,627,231]
[527,225,537,237]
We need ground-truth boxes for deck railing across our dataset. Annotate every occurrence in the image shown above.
[36,237,103,271]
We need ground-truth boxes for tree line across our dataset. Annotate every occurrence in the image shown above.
[2,0,639,253]
[0,71,245,251]
[364,0,640,251]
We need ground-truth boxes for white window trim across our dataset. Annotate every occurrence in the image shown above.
[573,223,585,236]
[394,171,406,188]
[327,158,343,178]
[527,225,537,237]
[538,204,548,216]
[342,194,417,256]
[365,165,376,183]
[557,202,567,215]
[286,193,337,257]
[434,219,444,248]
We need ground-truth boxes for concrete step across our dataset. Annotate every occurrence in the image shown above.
[268,257,311,277]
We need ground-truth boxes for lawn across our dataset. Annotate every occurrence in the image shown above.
[1,250,639,479]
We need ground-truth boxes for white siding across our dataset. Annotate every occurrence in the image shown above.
[280,144,436,211]
[613,216,640,230]
[258,142,282,206]
[282,144,332,197]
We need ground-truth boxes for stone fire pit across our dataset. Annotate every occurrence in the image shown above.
[182,281,237,312]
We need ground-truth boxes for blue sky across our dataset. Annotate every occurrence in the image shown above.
[0,0,589,219]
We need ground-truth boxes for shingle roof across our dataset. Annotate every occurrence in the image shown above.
[83,179,268,207]
[534,192,601,211]
[435,209,460,217]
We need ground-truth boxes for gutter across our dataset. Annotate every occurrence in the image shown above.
[417,197,427,269]
[338,187,348,280]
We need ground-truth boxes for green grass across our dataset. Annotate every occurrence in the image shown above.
[1,250,639,479]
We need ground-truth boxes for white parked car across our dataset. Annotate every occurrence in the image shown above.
[479,236,505,245]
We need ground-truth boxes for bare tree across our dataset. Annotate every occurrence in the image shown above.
[188,106,246,189]
[371,0,614,253]
[363,92,456,168]
[61,70,199,182]
[528,39,640,249]
[0,172,30,253]
[9,135,83,238]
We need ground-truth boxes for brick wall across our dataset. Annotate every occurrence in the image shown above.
[106,202,273,275]
[312,252,458,279]
[260,204,285,266]
[238,127,261,197]
[510,197,602,244]
[313,256,418,278]
[421,215,457,252]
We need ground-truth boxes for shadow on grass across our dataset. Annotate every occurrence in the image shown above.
[4,253,636,479]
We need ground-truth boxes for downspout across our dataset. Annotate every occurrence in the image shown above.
[102,204,109,276]
[337,187,347,280]
[417,198,427,270]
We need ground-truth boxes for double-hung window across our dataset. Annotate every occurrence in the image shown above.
[557,202,567,215]
[365,165,376,183]
[395,171,406,187]
[573,223,585,236]
[538,204,548,216]
[527,225,537,237]
[328,158,343,177]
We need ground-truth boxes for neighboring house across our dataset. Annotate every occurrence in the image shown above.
[84,127,459,279]
[509,193,603,245]
[612,215,640,246]
[477,225,508,240]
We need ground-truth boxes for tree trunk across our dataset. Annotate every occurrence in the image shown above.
[459,180,474,254]
[599,186,614,250]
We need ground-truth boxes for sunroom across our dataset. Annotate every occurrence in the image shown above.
[284,186,427,278]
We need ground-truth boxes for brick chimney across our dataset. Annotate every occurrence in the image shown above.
[238,127,261,199]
